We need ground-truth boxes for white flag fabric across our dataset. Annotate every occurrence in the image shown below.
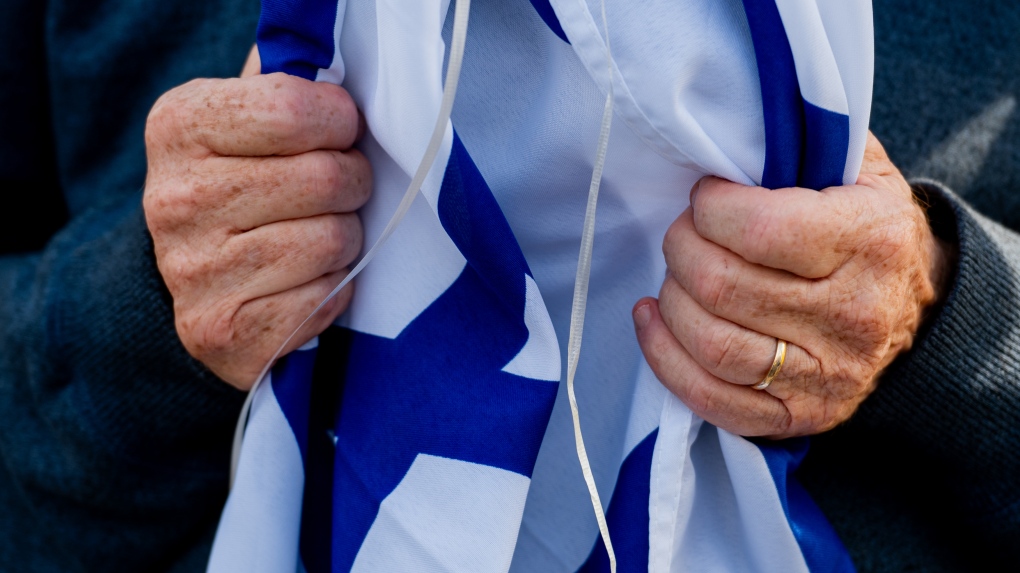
[209,0,872,571]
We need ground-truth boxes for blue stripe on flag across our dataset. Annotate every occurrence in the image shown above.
[270,346,318,459]
[322,132,559,570]
[801,101,850,190]
[740,0,804,189]
[529,0,570,43]
[438,133,534,314]
[257,0,341,80]
[578,430,658,573]
[757,439,856,573]
[740,0,849,190]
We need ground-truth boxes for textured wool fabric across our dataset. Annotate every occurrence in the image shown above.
[0,0,258,570]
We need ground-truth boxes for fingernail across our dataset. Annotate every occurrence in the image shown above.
[633,303,652,330]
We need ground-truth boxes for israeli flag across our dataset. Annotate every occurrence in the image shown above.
[209,0,872,571]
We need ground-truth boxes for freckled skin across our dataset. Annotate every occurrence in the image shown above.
[634,133,952,439]
[143,57,371,390]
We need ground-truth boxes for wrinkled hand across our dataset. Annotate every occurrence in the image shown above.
[633,133,952,438]
[143,58,370,390]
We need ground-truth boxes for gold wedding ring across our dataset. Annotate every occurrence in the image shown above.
[753,339,787,391]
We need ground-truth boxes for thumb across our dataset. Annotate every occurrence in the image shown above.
[633,297,684,381]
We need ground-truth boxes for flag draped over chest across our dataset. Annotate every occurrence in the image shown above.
[209,1,873,571]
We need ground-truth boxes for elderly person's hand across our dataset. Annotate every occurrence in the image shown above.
[634,133,954,439]
[143,49,370,390]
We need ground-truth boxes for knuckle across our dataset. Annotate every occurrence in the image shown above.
[148,177,211,228]
[195,313,236,356]
[857,201,918,263]
[696,325,741,374]
[317,286,343,316]
[691,254,737,313]
[339,214,364,260]
[661,215,687,260]
[314,217,347,262]
[741,204,781,262]
[304,215,360,270]
[146,79,212,151]
[333,85,359,125]
[142,189,171,231]
[344,149,374,205]
[686,383,730,422]
[234,234,272,271]
[680,382,710,417]
[815,400,853,433]
[309,151,344,199]
[848,299,895,354]
[263,111,303,144]
[764,405,793,435]
[797,348,825,385]
[162,249,214,291]
[855,172,885,191]
[319,83,360,138]
[663,217,683,251]
[331,280,355,313]
[785,399,826,437]
[295,288,324,318]
[145,92,184,148]
[347,209,365,235]
[176,305,236,359]
[819,351,875,402]
[825,285,895,359]
[334,84,358,118]
[648,335,679,378]
[321,276,354,316]
[265,82,310,139]
[875,219,916,259]
[155,248,186,286]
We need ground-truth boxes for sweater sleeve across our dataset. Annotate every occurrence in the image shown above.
[0,196,245,571]
[847,179,1020,560]
[0,0,259,566]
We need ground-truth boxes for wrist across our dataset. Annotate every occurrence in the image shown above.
[911,182,959,327]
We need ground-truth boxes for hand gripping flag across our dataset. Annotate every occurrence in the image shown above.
[209,0,873,571]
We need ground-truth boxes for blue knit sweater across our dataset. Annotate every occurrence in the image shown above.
[0,0,256,570]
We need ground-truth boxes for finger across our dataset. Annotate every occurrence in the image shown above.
[855,131,912,199]
[633,298,792,437]
[657,276,822,398]
[857,131,901,180]
[768,388,870,439]
[198,149,372,230]
[220,213,363,301]
[665,209,824,342]
[689,176,859,278]
[241,44,261,78]
[149,73,364,157]
[227,270,354,389]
